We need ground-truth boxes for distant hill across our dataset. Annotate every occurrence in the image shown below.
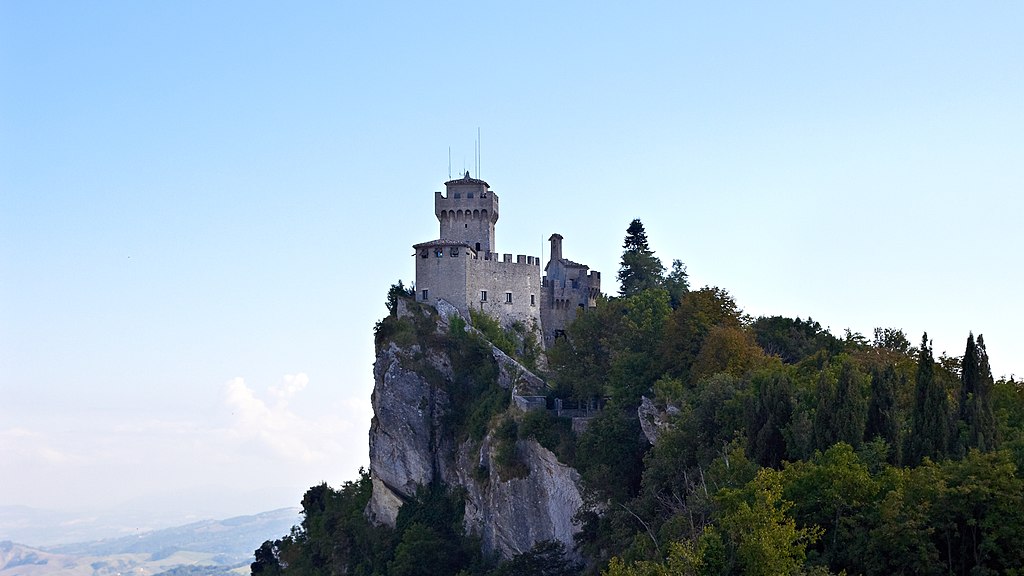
[0,508,300,576]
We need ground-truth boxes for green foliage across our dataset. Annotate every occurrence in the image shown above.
[660,287,743,385]
[446,322,509,442]
[715,468,822,576]
[493,417,529,480]
[576,404,649,503]
[386,280,415,315]
[487,540,581,576]
[751,316,840,364]
[252,468,394,576]
[907,333,950,465]
[747,367,795,467]
[618,219,665,297]
[663,259,690,309]
[957,333,998,456]
[865,363,900,461]
[519,409,576,466]
[469,308,517,357]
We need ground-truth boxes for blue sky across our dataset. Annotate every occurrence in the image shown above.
[1,2,1022,533]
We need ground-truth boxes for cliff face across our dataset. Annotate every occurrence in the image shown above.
[366,302,583,558]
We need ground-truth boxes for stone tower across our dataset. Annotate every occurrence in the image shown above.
[435,171,499,253]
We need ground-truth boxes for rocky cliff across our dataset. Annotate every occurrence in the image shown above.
[367,300,583,558]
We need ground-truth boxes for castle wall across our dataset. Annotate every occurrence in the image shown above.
[468,253,541,330]
[415,246,541,331]
[415,245,471,314]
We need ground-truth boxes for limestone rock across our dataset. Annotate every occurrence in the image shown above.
[366,342,449,523]
[638,395,679,445]
[367,318,584,559]
[457,438,583,558]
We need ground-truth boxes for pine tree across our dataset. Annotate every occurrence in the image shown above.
[618,218,665,297]
[907,333,948,465]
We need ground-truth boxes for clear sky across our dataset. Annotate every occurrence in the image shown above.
[1,2,1022,531]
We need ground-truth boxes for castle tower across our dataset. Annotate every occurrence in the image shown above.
[435,171,499,253]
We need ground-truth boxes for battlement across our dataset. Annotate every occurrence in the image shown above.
[414,176,598,347]
[478,252,540,266]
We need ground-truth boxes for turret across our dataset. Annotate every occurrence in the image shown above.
[435,171,499,253]
[548,233,563,262]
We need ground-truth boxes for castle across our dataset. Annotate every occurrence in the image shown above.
[413,172,601,346]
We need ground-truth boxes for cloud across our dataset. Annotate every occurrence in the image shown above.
[0,427,84,466]
[222,373,354,464]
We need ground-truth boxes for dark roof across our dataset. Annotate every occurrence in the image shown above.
[558,258,589,269]
[445,171,489,188]
[412,238,475,250]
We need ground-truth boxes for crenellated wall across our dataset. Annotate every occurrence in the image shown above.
[414,242,541,331]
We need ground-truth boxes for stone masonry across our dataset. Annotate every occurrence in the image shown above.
[413,173,599,344]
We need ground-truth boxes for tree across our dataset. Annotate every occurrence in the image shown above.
[660,287,743,384]
[386,279,414,315]
[663,259,690,309]
[832,358,868,449]
[865,364,900,461]
[618,219,665,297]
[748,368,795,467]
[716,468,822,576]
[907,333,949,465]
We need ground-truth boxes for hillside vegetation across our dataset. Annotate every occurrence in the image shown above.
[254,219,1024,576]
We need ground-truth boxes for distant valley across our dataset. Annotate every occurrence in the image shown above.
[0,507,299,576]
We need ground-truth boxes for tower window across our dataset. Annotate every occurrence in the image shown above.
[530,294,535,306]
[450,247,459,257]
[435,249,443,258]
[420,250,428,258]
[467,192,474,198]
[454,193,461,199]
[505,292,513,304]
[475,242,481,251]
[481,290,488,302]
[421,289,429,301]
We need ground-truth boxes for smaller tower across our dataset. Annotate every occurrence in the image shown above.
[435,172,500,253]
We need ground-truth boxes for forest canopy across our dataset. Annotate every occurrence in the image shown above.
[255,219,1024,576]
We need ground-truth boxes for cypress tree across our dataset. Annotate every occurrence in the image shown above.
[832,358,868,448]
[907,333,948,465]
[956,333,979,457]
[812,367,836,452]
[865,364,899,461]
[973,335,998,451]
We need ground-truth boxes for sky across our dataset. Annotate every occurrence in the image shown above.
[1,1,1022,538]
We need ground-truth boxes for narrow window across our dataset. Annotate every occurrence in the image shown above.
[530,294,536,306]
[421,289,429,301]
[475,242,481,251]
[505,292,513,304]
[481,290,488,302]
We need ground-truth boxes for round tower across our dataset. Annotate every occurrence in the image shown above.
[435,171,500,253]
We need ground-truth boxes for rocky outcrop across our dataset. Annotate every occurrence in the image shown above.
[638,395,680,445]
[456,438,583,557]
[366,304,583,558]
[366,342,451,525]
